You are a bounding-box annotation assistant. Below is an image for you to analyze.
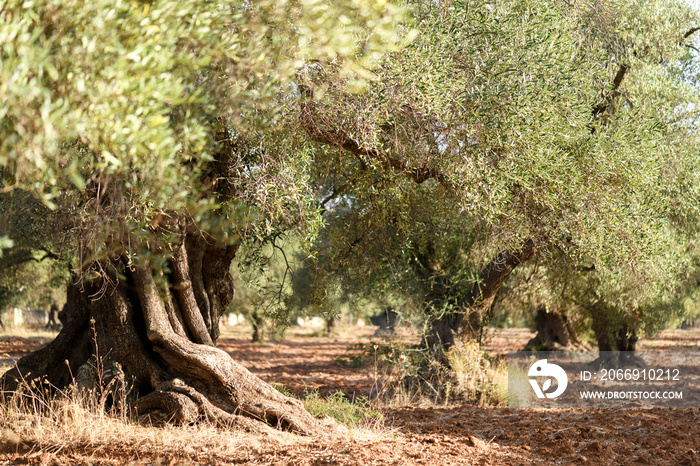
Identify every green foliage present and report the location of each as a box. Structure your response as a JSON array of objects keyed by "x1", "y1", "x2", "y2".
[
  {"x1": 270, "y1": 383, "x2": 381, "y2": 427},
  {"x1": 0, "y1": 189, "x2": 70, "y2": 310},
  {"x1": 228, "y1": 234, "x2": 304, "y2": 339},
  {"x1": 0, "y1": 257, "x2": 68, "y2": 311},
  {"x1": 492, "y1": 241, "x2": 695, "y2": 344},
  {"x1": 0, "y1": 0, "x2": 408, "y2": 275},
  {"x1": 295, "y1": 0, "x2": 700, "y2": 341}
]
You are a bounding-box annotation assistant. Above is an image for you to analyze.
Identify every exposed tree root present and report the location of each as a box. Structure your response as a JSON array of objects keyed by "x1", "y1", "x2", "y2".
[{"x1": 1, "y1": 226, "x2": 339, "y2": 437}]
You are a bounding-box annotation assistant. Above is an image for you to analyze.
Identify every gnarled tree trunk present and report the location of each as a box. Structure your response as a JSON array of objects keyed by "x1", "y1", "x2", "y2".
[
  {"x1": 523, "y1": 305, "x2": 589, "y2": 351},
  {"x1": 0, "y1": 226, "x2": 334, "y2": 436},
  {"x1": 589, "y1": 306, "x2": 645, "y2": 369},
  {"x1": 423, "y1": 240, "x2": 537, "y2": 358}
]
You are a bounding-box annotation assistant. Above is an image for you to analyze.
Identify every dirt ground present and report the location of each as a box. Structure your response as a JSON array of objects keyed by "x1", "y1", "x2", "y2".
[{"x1": 1, "y1": 325, "x2": 699, "y2": 465}]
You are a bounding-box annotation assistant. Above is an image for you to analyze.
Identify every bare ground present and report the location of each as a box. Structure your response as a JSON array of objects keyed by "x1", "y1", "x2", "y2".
[{"x1": 1, "y1": 325, "x2": 699, "y2": 465}]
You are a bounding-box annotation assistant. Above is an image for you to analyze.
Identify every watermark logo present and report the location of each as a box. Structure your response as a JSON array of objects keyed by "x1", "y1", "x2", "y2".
[
  {"x1": 528, "y1": 359, "x2": 568, "y2": 398},
  {"x1": 509, "y1": 351, "x2": 695, "y2": 408}
]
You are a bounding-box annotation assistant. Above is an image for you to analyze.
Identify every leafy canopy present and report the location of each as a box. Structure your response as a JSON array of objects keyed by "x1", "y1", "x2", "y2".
[
  {"x1": 295, "y1": 0, "x2": 700, "y2": 323},
  {"x1": 0, "y1": 0, "x2": 407, "y2": 263}
]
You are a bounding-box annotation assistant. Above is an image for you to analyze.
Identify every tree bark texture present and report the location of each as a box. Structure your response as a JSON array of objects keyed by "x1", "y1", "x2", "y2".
[{"x1": 0, "y1": 229, "x2": 333, "y2": 436}]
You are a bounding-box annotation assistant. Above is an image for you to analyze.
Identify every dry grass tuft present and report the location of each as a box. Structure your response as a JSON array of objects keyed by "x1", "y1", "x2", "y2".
[
  {"x1": 446, "y1": 340, "x2": 508, "y2": 407},
  {"x1": 0, "y1": 377, "x2": 391, "y2": 464},
  {"x1": 0, "y1": 381, "x2": 305, "y2": 464},
  {"x1": 361, "y1": 338, "x2": 510, "y2": 408}
]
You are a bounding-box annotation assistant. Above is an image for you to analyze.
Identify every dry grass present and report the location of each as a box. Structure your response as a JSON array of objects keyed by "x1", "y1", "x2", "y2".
[
  {"x1": 0, "y1": 385, "x2": 299, "y2": 464},
  {"x1": 0, "y1": 378, "x2": 391, "y2": 465},
  {"x1": 357, "y1": 336, "x2": 511, "y2": 409},
  {"x1": 446, "y1": 341, "x2": 509, "y2": 407}
]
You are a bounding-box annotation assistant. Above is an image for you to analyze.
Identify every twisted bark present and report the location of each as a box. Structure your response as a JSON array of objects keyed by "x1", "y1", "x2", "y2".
[{"x1": 1, "y1": 228, "x2": 335, "y2": 436}]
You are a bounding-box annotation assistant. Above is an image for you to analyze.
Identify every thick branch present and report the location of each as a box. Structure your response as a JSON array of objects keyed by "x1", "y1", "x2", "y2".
[
  {"x1": 465, "y1": 239, "x2": 537, "y2": 312},
  {"x1": 299, "y1": 93, "x2": 450, "y2": 188},
  {"x1": 201, "y1": 243, "x2": 238, "y2": 342},
  {"x1": 612, "y1": 64, "x2": 629, "y2": 90},
  {"x1": 590, "y1": 64, "x2": 630, "y2": 132},
  {"x1": 683, "y1": 27, "x2": 700, "y2": 40},
  {"x1": 0, "y1": 247, "x2": 60, "y2": 268},
  {"x1": 424, "y1": 240, "x2": 537, "y2": 352},
  {"x1": 163, "y1": 286, "x2": 188, "y2": 338},
  {"x1": 170, "y1": 242, "x2": 214, "y2": 346},
  {"x1": 132, "y1": 265, "x2": 174, "y2": 343}
]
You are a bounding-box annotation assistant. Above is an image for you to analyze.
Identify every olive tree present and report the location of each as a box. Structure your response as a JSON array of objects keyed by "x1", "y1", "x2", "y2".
[
  {"x1": 298, "y1": 0, "x2": 700, "y2": 357},
  {"x1": 0, "y1": 0, "x2": 406, "y2": 434}
]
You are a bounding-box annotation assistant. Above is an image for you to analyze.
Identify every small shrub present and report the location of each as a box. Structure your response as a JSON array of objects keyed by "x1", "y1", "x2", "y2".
[
  {"x1": 447, "y1": 341, "x2": 508, "y2": 406},
  {"x1": 302, "y1": 389, "x2": 382, "y2": 427}
]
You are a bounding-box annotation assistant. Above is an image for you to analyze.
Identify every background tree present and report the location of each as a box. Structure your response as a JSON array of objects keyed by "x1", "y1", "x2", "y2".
[
  {"x1": 298, "y1": 0, "x2": 700, "y2": 358},
  {"x1": 0, "y1": 190, "x2": 69, "y2": 315},
  {"x1": 229, "y1": 235, "x2": 313, "y2": 342}
]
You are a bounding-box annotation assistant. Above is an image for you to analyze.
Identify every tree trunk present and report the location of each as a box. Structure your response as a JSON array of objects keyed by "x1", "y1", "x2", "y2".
[
  {"x1": 596, "y1": 324, "x2": 638, "y2": 353},
  {"x1": 370, "y1": 307, "x2": 398, "y2": 336},
  {"x1": 523, "y1": 306, "x2": 581, "y2": 351},
  {"x1": 324, "y1": 315, "x2": 335, "y2": 336},
  {"x1": 249, "y1": 308, "x2": 264, "y2": 343},
  {"x1": 46, "y1": 303, "x2": 60, "y2": 330},
  {"x1": 0, "y1": 228, "x2": 335, "y2": 436},
  {"x1": 590, "y1": 308, "x2": 645, "y2": 369},
  {"x1": 424, "y1": 240, "x2": 537, "y2": 357}
]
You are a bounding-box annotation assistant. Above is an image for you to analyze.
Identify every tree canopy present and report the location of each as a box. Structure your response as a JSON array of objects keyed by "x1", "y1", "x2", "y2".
[
  {"x1": 2, "y1": 0, "x2": 697, "y2": 303},
  {"x1": 294, "y1": 0, "x2": 700, "y2": 347},
  {"x1": 0, "y1": 0, "x2": 408, "y2": 266}
]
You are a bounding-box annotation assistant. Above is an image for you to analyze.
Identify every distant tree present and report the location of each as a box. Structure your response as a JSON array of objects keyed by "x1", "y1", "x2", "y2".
[
  {"x1": 0, "y1": 190, "x2": 69, "y2": 312},
  {"x1": 229, "y1": 235, "x2": 306, "y2": 342}
]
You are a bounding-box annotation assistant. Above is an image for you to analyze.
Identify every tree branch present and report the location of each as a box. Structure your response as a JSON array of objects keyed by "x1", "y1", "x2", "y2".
[
  {"x1": 683, "y1": 27, "x2": 700, "y2": 40},
  {"x1": 0, "y1": 247, "x2": 61, "y2": 268},
  {"x1": 590, "y1": 63, "x2": 630, "y2": 133},
  {"x1": 299, "y1": 87, "x2": 451, "y2": 189}
]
